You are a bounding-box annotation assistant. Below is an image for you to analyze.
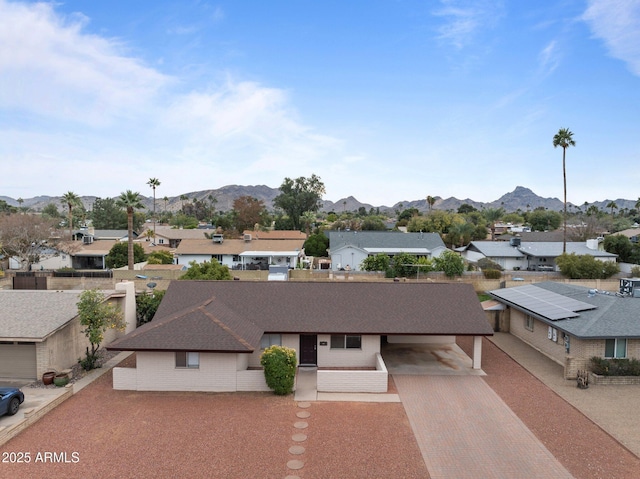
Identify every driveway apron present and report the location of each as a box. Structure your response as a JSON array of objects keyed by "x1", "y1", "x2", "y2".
[{"x1": 394, "y1": 375, "x2": 574, "y2": 479}]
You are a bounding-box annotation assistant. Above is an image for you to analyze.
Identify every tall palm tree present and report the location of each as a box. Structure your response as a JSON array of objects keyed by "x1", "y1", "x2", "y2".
[
  {"x1": 60, "y1": 191, "x2": 81, "y2": 240},
  {"x1": 606, "y1": 201, "x2": 618, "y2": 216},
  {"x1": 147, "y1": 178, "x2": 160, "y2": 239},
  {"x1": 163, "y1": 196, "x2": 169, "y2": 214},
  {"x1": 553, "y1": 128, "x2": 576, "y2": 253},
  {"x1": 483, "y1": 207, "x2": 504, "y2": 241},
  {"x1": 116, "y1": 190, "x2": 144, "y2": 270},
  {"x1": 426, "y1": 195, "x2": 435, "y2": 212}
]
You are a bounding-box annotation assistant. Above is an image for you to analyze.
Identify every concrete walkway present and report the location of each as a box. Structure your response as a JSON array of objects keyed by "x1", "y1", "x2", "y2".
[
  {"x1": 489, "y1": 333, "x2": 640, "y2": 457},
  {"x1": 395, "y1": 375, "x2": 574, "y2": 479}
]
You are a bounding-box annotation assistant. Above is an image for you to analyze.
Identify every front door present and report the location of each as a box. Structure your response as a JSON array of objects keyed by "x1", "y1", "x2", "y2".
[{"x1": 299, "y1": 335, "x2": 317, "y2": 365}]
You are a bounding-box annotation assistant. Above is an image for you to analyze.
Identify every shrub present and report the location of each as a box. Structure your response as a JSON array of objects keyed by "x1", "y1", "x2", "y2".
[
  {"x1": 631, "y1": 265, "x2": 640, "y2": 277},
  {"x1": 483, "y1": 269, "x2": 502, "y2": 279},
  {"x1": 590, "y1": 356, "x2": 640, "y2": 376},
  {"x1": 477, "y1": 257, "x2": 503, "y2": 271},
  {"x1": 260, "y1": 345, "x2": 297, "y2": 395}
]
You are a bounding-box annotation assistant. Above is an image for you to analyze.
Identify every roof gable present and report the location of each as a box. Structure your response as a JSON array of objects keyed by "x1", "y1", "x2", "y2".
[{"x1": 110, "y1": 281, "x2": 493, "y2": 352}]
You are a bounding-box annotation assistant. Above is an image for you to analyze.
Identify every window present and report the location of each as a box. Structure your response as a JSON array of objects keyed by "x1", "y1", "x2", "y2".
[
  {"x1": 524, "y1": 316, "x2": 534, "y2": 332},
  {"x1": 330, "y1": 335, "x2": 362, "y2": 349},
  {"x1": 604, "y1": 339, "x2": 627, "y2": 359},
  {"x1": 260, "y1": 334, "x2": 282, "y2": 349},
  {"x1": 175, "y1": 352, "x2": 199, "y2": 368},
  {"x1": 212, "y1": 254, "x2": 223, "y2": 262}
]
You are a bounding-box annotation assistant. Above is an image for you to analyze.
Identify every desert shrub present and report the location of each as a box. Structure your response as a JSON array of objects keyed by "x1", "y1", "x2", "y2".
[
  {"x1": 477, "y1": 257, "x2": 503, "y2": 271},
  {"x1": 260, "y1": 345, "x2": 297, "y2": 395},
  {"x1": 590, "y1": 356, "x2": 640, "y2": 376},
  {"x1": 631, "y1": 265, "x2": 640, "y2": 277},
  {"x1": 483, "y1": 269, "x2": 502, "y2": 279}
]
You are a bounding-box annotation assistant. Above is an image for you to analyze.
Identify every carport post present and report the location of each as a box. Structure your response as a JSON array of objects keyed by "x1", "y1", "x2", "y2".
[{"x1": 472, "y1": 336, "x2": 482, "y2": 369}]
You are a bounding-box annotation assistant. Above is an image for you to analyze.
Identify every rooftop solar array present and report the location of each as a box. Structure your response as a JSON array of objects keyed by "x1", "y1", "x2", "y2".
[{"x1": 491, "y1": 284, "x2": 597, "y2": 321}]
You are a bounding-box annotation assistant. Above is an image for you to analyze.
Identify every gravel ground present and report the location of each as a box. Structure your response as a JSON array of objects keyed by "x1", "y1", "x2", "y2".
[
  {"x1": 27, "y1": 349, "x2": 120, "y2": 389},
  {"x1": 3, "y1": 342, "x2": 640, "y2": 478},
  {"x1": 456, "y1": 336, "x2": 640, "y2": 479},
  {"x1": 0, "y1": 356, "x2": 426, "y2": 479}
]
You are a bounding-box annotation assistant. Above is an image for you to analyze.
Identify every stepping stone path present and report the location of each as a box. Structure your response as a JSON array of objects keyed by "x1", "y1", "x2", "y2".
[{"x1": 285, "y1": 402, "x2": 312, "y2": 478}]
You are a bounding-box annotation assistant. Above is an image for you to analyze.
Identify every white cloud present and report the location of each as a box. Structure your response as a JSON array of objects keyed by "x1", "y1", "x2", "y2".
[
  {"x1": 432, "y1": 0, "x2": 504, "y2": 49},
  {"x1": 582, "y1": 0, "x2": 640, "y2": 76},
  {"x1": 538, "y1": 40, "x2": 560, "y2": 77}
]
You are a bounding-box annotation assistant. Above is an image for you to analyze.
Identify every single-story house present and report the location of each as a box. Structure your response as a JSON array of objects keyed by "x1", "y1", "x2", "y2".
[
  {"x1": 327, "y1": 231, "x2": 448, "y2": 271},
  {"x1": 174, "y1": 235, "x2": 305, "y2": 270},
  {"x1": 108, "y1": 281, "x2": 493, "y2": 393},
  {"x1": 460, "y1": 239, "x2": 617, "y2": 271},
  {"x1": 488, "y1": 279, "x2": 640, "y2": 378},
  {"x1": 0, "y1": 281, "x2": 136, "y2": 380}
]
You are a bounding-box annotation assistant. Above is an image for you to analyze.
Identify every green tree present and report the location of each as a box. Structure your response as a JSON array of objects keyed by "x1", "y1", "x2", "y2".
[
  {"x1": 433, "y1": 250, "x2": 465, "y2": 278},
  {"x1": 106, "y1": 242, "x2": 147, "y2": 269},
  {"x1": 556, "y1": 253, "x2": 619, "y2": 279},
  {"x1": 527, "y1": 209, "x2": 562, "y2": 231},
  {"x1": 606, "y1": 201, "x2": 618, "y2": 216},
  {"x1": 90, "y1": 197, "x2": 128, "y2": 229},
  {"x1": 303, "y1": 233, "x2": 329, "y2": 257},
  {"x1": 603, "y1": 234, "x2": 632, "y2": 262},
  {"x1": 426, "y1": 195, "x2": 436, "y2": 212},
  {"x1": 361, "y1": 253, "x2": 392, "y2": 275},
  {"x1": 41, "y1": 203, "x2": 61, "y2": 220},
  {"x1": 147, "y1": 250, "x2": 174, "y2": 264},
  {"x1": 180, "y1": 259, "x2": 233, "y2": 280},
  {"x1": 273, "y1": 174, "x2": 326, "y2": 230},
  {"x1": 360, "y1": 217, "x2": 386, "y2": 231},
  {"x1": 61, "y1": 191, "x2": 81, "y2": 239},
  {"x1": 116, "y1": 190, "x2": 144, "y2": 270},
  {"x1": 457, "y1": 203, "x2": 477, "y2": 214},
  {"x1": 260, "y1": 345, "x2": 297, "y2": 395},
  {"x1": 77, "y1": 289, "x2": 124, "y2": 370},
  {"x1": 135, "y1": 290, "x2": 166, "y2": 327},
  {"x1": 170, "y1": 213, "x2": 199, "y2": 229},
  {"x1": 147, "y1": 178, "x2": 161, "y2": 238},
  {"x1": 553, "y1": 127, "x2": 576, "y2": 253}
]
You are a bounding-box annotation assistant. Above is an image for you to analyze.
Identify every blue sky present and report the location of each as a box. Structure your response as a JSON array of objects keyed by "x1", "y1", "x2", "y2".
[{"x1": 1, "y1": 0, "x2": 639, "y2": 206}]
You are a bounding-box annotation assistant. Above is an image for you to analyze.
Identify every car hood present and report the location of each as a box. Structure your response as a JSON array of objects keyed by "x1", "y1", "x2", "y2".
[{"x1": 0, "y1": 387, "x2": 21, "y2": 397}]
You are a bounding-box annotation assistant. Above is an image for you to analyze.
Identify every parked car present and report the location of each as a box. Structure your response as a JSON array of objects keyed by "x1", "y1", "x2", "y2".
[{"x1": 0, "y1": 387, "x2": 25, "y2": 417}]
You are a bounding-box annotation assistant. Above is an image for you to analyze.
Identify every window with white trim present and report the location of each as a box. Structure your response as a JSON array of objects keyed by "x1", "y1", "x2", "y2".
[
  {"x1": 330, "y1": 335, "x2": 362, "y2": 349},
  {"x1": 175, "y1": 352, "x2": 200, "y2": 368},
  {"x1": 604, "y1": 338, "x2": 627, "y2": 359},
  {"x1": 260, "y1": 334, "x2": 282, "y2": 349}
]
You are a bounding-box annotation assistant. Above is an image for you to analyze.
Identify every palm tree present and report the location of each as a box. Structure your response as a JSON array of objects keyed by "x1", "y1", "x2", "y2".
[
  {"x1": 426, "y1": 195, "x2": 435, "y2": 212},
  {"x1": 163, "y1": 196, "x2": 169, "y2": 214},
  {"x1": 147, "y1": 178, "x2": 160, "y2": 239},
  {"x1": 606, "y1": 201, "x2": 618, "y2": 216},
  {"x1": 553, "y1": 128, "x2": 576, "y2": 253},
  {"x1": 116, "y1": 190, "x2": 144, "y2": 270},
  {"x1": 483, "y1": 207, "x2": 505, "y2": 241},
  {"x1": 60, "y1": 191, "x2": 81, "y2": 240}
]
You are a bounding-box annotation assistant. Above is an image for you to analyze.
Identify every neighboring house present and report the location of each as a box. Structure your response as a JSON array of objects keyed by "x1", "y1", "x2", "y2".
[
  {"x1": 74, "y1": 228, "x2": 135, "y2": 243},
  {"x1": 108, "y1": 281, "x2": 493, "y2": 393},
  {"x1": 327, "y1": 231, "x2": 448, "y2": 271},
  {"x1": 174, "y1": 236, "x2": 306, "y2": 270},
  {"x1": 9, "y1": 246, "x2": 72, "y2": 271},
  {"x1": 152, "y1": 226, "x2": 210, "y2": 248},
  {"x1": 70, "y1": 240, "x2": 116, "y2": 269},
  {"x1": 0, "y1": 282, "x2": 136, "y2": 380},
  {"x1": 612, "y1": 228, "x2": 640, "y2": 244},
  {"x1": 488, "y1": 280, "x2": 640, "y2": 379},
  {"x1": 460, "y1": 239, "x2": 617, "y2": 271}
]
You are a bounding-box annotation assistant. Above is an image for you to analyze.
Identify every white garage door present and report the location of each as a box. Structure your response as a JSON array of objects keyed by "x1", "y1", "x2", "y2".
[{"x1": 0, "y1": 343, "x2": 37, "y2": 379}]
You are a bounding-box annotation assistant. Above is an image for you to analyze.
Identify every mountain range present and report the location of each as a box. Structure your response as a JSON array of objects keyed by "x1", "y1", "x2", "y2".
[{"x1": 2, "y1": 186, "x2": 638, "y2": 216}]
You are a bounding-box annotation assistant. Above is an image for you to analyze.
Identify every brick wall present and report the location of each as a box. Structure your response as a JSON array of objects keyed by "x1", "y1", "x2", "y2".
[{"x1": 316, "y1": 334, "x2": 379, "y2": 368}]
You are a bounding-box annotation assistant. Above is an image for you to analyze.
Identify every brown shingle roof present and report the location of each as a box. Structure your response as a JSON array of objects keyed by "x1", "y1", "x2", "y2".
[
  {"x1": 174, "y1": 238, "x2": 305, "y2": 255},
  {"x1": 242, "y1": 230, "x2": 307, "y2": 240},
  {"x1": 109, "y1": 281, "x2": 492, "y2": 353}
]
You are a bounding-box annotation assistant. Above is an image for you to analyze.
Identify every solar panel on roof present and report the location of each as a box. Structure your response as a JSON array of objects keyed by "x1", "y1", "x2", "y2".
[{"x1": 491, "y1": 285, "x2": 597, "y2": 321}]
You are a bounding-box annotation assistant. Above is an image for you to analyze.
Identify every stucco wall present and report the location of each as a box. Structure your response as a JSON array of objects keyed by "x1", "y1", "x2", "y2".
[
  {"x1": 387, "y1": 335, "x2": 456, "y2": 344},
  {"x1": 317, "y1": 353, "x2": 388, "y2": 393},
  {"x1": 316, "y1": 334, "x2": 380, "y2": 368},
  {"x1": 131, "y1": 351, "x2": 241, "y2": 392}
]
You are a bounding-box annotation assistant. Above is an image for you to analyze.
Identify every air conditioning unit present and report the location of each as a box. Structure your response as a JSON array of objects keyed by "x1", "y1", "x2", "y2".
[
  {"x1": 212, "y1": 234, "x2": 224, "y2": 244},
  {"x1": 244, "y1": 234, "x2": 252, "y2": 242},
  {"x1": 83, "y1": 236, "x2": 93, "y2": 245}
]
